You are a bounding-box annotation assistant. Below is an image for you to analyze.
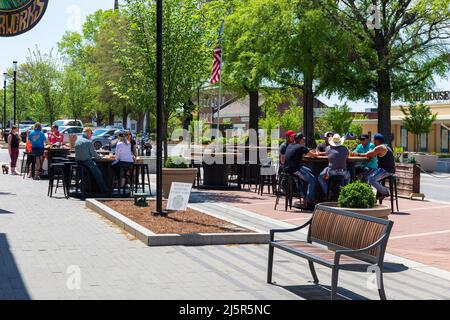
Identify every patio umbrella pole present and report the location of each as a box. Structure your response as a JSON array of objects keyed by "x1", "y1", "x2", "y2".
[{"x1": 152, "y1": 0, "x2": 166, "y2": 216}]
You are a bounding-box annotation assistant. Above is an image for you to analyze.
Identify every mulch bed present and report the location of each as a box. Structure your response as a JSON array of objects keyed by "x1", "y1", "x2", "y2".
[{"x1": 101, "y1": 200, "x2": 253, "y2": 234}]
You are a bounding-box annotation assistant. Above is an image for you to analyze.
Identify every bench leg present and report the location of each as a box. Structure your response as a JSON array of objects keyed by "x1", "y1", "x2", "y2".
[
  {"x1": 267, "y1": 245, "x2": 274, "y2": 284},
  {"x1": 378, "y1": 271, "x2": 387, "y2": 300},
  {"x1": 330, "y1": 267, "x2": 339, "y2": 300},
  {"x1": 308, "y1": 261, "x2": 319, "y2": 284}
]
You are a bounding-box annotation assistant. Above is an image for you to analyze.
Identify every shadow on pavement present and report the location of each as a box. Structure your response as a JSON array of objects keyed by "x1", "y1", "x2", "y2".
[
  {"x1": 274, "y1": 283, "x2": 369, "y2": 300},
  {"x1": 0, "y1": 234, "x2": 30, "y2": 300},
  {"x1": 0, "y1": 192, "x2": 16, "y2": 196},
  {"x1": 338, "y1": 262, "x2": 409, "y2": 273},
  {"x1": 0, "y1": 209, "x2": 13, "y2": 214}
]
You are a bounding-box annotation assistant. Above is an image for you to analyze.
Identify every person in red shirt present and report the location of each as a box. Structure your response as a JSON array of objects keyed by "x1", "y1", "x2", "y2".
[{"x1": 48, "y1": 125, "x2": 64, "y2": 144}]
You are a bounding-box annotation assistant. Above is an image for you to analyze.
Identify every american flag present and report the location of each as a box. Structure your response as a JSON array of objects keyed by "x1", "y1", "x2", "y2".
[{"x1": 210, "y1": 47, "x2": 222, "y2": 84}]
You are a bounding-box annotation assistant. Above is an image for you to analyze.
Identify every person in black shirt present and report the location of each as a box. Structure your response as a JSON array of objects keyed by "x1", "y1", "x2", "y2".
[
  {"x1": 279, "y1": 130, "x2": 295, "y2": 166},
  {"x1": 316, "y1": 131, "x2": 334, "y2": 152},
  {"x1": 284, "y1": 133, "x2": 318, "y2": 208}
]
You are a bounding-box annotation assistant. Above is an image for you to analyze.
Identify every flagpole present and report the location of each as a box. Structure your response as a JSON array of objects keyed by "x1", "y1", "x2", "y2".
[{"x1": 216, "y1": 20, "x2": 224, "y2": 134}]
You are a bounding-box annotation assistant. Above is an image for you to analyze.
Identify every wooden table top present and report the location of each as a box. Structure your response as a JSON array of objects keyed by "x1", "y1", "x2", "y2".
[{"x1": 303, "y1": 155, "x2": 367, "y2": 162}]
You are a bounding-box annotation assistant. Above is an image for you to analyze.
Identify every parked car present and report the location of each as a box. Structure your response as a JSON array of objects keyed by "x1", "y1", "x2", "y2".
[
  {"x1": 92, "y1": 128, "x2": 117, "y2": 150},
  {"x1": 53, "y1": 119, "x2": 84, "y2": 128},
  {"x1": 60, "y1": 126, "x2": 84, "y2": 143},
  {"x1": 19, "y1": 124, "x2": 34, "y2": 143}
]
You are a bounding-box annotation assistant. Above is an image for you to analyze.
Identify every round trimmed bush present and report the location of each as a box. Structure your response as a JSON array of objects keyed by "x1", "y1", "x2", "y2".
[
  {"x1": 165, "y1": 156, "x2": 188, "y2": 168},
  {"x1": 338, "y1": 181, "x2": 375, "y2": 209}
]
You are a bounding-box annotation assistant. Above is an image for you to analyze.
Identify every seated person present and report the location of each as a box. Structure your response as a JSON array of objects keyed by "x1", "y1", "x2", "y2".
[
  {"x1": 351, "y1": 134, "x2": 377, "y2": 181},
  {"x1": 317, "y1": 134, "x2": 350, "y2": 196},
  {"x1": 358, "y1": 133, "x2": 396, "y2": 200},
  {"x1": 284, "y1": 133, "x2": 318, "y2": 209},
  {"x1": 279, "y1": 130, "x2": 295, "y2": 167},
  {"x1": 75, "y1": 127, "x2": 109, "y2": 194},
  {"x1": 316, "y1": 131, "x2": 334, "y2": 152},
  {"x1": 48, "y1": 125, "x2": 64, "y2": 144},
  {"x1": 112, "y1": 132, "x2": 134, "y2": 185}
]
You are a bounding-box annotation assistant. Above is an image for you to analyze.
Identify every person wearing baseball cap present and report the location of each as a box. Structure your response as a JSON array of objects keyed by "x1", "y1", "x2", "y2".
[
  {"x1": 358, "y1": 133, "x2": 396, "y2": 199},
  {"x1": 284, "y1": 132, "x2": 318, "y2": 209},
  {"x1": 350, "y1": 134, "x2": 378, "y2": 179},
  {"x1": 279, "y1": 130, "x2": 296, "y2": 166},
  {"x1": 316, "y1": 131, "x2": 334, "y2": 152}
]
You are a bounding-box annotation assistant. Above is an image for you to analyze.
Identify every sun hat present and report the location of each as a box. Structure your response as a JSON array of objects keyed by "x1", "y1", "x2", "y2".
[
  {"x1": 285, "y1": 130, "x2": 295, "y2": 138},
  {"x1": 328, "y1": 134, "x2": 345, "y2": 147}
]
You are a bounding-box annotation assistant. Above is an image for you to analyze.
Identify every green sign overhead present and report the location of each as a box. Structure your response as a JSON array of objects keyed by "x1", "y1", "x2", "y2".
[{"x1": 0, "y1": 0, "x2": 48, "y2": 37}]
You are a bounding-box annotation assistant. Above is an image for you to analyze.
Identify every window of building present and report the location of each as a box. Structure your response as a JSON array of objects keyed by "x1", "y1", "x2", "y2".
[
  {"x1": 400, "y1": 127, "x2": 408, "y2": 151},
  {"x1": 419, "y1": 133, "x2": 428, "y2": 152},
  {"x1": 441, "y1": 127, "x2": 449, "y2": 153}
]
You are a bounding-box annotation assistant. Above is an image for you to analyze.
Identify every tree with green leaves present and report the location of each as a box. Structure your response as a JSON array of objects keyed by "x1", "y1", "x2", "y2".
[
  {"x1": 327, "y1": 0, "x2": 450, "y2": 146},
  {"x1": 400, "y1": 103, "x2": 437, "y2": 152}
]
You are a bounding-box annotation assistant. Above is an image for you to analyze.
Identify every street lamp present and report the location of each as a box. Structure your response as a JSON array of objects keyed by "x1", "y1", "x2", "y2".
[
  {"x1": 13, "y1": 61, "x2": 17, "y2": 126},
  {"x1": 3, "y1": 73, "x2": 6, "y2": 130},
  {"x1": 152, "y1": 0, "x2": 166, "y2": 216}
]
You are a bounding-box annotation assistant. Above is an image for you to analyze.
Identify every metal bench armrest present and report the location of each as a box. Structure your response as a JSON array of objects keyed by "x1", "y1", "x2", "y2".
[
  {"x1": 270, "y1": 219, "x2": 312, "y2": 241},
  {"x1": 333, "y1": 233, "x2": 389, "y2": 263}
]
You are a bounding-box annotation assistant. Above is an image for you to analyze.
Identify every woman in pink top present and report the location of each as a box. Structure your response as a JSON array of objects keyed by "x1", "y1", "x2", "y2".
[{"x1": 48, "y1": 125, "x2": 64, "y2": 144}]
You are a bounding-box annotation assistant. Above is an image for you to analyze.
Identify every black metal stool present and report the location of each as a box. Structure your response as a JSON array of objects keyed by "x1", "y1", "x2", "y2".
[
  {"x1": 68, "y1": 163, "x2": 87, "y2": 200},
  {"x1": 48, "y1": 163, "x2": 67, "y2": 198},
  {"x1": 132, "y1": 163, "x2": 152, "y2": 195},
  {"x1": 379, "y1": 175, "x2": 399, "y2": 213},
  {"x1": 113, "y1": 165, "x2": 133, "y2": 197},
  {"x1": 274, "y1": 172, "x2": 304, "y2": 211},
  {"x1": 21, "y1": 152, "x2": 34, "y2": 178},
  {"x1": 190, "y1": 160, "x2": 202, "y2": 188},
  {"x1": 257, "y1": 165, "x2": 277, "y2": 195},
  {"x1": 326, "y1": 174, "x2": 347, "y2": 201}
]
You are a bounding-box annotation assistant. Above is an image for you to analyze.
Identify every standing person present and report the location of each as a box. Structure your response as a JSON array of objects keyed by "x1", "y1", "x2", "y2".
[
  {"x1": 316, "y1": 132, "x2": 334, "y2": 152},
  {"x1": 284, "y1": 133, "x2": 318, "y2": 209},
  {"x1": 351, "y1": 134, "x2": 378, "y2": 180},
  {"x1": 279, "y1": 130, "x2": 295, "y2": 166},
  {"x1": 47, "y1": 125, "x2": 64, "y2": 145},
  {"x1": 125, "y1": 130, "x2": 137, "y2": 157},
  {"x1": 28, "y1": 122, "x2": 47, "y2": 179},
  {"x1": 359, "y1": 133, "x2": 396, "y2": 200},
  {"x1": 317, "y1": 134, "x2": 350, "y2": 196},
  {"x1": 75, "y1": 127, "x2": 109, "y2": 194},
  {"x1": 7, "y1": 125, "x2": 20, "y2": 175}
]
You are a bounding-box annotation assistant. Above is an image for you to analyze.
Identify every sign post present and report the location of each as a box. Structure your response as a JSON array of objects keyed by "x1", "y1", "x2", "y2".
[{"x1": 0, "y1": 0, "x2": 49, "y2": 37}]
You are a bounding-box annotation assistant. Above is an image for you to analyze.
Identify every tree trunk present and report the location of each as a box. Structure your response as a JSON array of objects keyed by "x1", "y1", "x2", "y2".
[
  {"x1": 122, "y1": 106, "x2": 128, "y2": 129},
  {"x1": 108, "y1": 107, "x2": 114, "y2": 126},
  {"x1": 376, "y1": 68, "x2": 392, "y2": 147},
  {"x1": 137, "y1": 112, "x2": 145, "y2": 133},
  {"x1": 248, "y1": 90, "x2": 259, "y2": 143},
  {"x1": 303, "y1": 75, "x2": 315, "y2": 148}
]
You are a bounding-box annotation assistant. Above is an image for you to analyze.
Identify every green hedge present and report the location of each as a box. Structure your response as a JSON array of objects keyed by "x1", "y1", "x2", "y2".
[{"x1": 338, "y1": 181, "x2": 375, "y2": 209}]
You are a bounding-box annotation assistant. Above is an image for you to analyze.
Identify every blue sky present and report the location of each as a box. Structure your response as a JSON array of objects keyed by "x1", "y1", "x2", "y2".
[{"x1": 1, "y1": 0, "x2": 449, "y2": 112}]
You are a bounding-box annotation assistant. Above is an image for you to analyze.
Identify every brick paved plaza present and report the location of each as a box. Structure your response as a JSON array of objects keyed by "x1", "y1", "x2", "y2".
[{"x1": 1, "y1": 167, "x2": 450, "y2": 300}]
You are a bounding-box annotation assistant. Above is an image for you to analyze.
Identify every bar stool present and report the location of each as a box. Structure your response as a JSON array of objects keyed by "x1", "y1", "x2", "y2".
[
  {"x1": 274, "y1": 172, "x2": 305, "y2": 211},
  {"x1": 48, "y1": 163, "x2": 67, "y2": 198},
  {"x1": 113, "y1": 165, "x2": 133, "y2": 197},
  {"x1": 257, "y1": 165, "x2": 277, "y2": 195},
  {"x1": 21, "y1": 152, "x2": 34, "y2": 178},
  {"x1": 379, "y1": 175, "x2": 399, "y2": 213},
  {"x1": 326, "y1": 175, "x2": 347, "y2": 201},
  {"x1": 68, "y1": 163, "x2": 87, "y2": 200},
  {"x1": 190, "y1": 159, "x2": 202, "y2": 188},
  {"x1": 132, "y1": 163, "x2": 152, "y2": 195}
]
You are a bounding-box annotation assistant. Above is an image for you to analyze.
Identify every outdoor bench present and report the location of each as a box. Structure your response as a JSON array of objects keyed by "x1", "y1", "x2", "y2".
[{"x1": 267, "y1": 204, "x2": 394, "y2": 300}]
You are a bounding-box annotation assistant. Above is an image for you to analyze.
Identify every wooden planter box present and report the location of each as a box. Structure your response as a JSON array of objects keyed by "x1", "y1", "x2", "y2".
[{"x1": 395, "y1": 163, "x2": 421, "y2": 198}]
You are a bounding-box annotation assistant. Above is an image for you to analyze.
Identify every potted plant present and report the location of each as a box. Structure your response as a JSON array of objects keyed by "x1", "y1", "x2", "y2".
[
  {"x1": 320, "y1": 181, "x2": 391, "y2": 219},
  {"x1": 162, "y1": 156, "x2": 198, "y2": 198}
]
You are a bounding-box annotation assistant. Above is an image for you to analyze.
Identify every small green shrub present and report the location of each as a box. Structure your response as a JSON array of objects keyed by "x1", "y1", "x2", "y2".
[
  {"x1": 164, "y1": 156, "x2": 188, "y2": 168},
  {"x1": 338, "y1": 181, "x2": 375, "y2": 209}
]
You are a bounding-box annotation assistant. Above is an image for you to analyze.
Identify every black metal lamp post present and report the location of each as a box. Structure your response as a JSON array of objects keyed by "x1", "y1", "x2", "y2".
[
  {"x1": 3, "y1": 73, "x2": 6, "y2": 130},
  {"x1": 152, "y1": 0, "x2": 166, "y2": 216},
  {"x1": 13, "y1": 61, "x2": 17, "y2": 126}
]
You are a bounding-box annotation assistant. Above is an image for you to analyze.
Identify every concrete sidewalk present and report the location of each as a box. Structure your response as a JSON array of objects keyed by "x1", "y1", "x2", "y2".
[{"x1": 1, "y1": 173, "x2": 449, "y2": 299}]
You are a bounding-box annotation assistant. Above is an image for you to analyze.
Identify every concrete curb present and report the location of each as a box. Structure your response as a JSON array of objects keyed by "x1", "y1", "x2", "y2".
[{"x1": 85, "y1": 198, "x2": 269, "y2": 247}]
